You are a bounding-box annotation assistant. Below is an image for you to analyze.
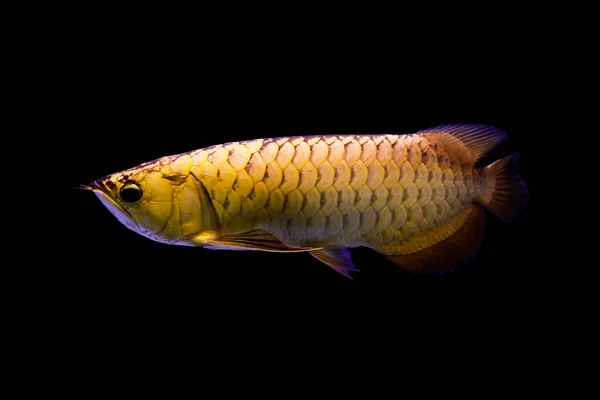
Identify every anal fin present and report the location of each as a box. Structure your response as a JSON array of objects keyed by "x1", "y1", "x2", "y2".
[
  {"x1": 382, "y1": 206, "x2": 486, "y2": 273},
  {"x1": 310, "y1": 248, "x2": 359, "y2": 279}
]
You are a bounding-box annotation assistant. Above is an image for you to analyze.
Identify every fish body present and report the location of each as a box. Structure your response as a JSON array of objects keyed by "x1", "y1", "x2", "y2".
[{"x1": 86, "y1": 125, "x2": 529, "y2": 278}]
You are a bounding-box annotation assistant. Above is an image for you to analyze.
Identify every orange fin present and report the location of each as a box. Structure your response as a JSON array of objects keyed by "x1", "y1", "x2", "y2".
[
  {"x1": 419, "y1": 124, "x2": 508, "y2": 164},
  {"x1": 310, "y1": 248, "x2": 359, "y2": 279},
  {"x1": 482, "y1": 153, "x2": 530, "y2": 222},
  {"x1": 195, "y1": 229, "x2": 319, "y2": 252},
  {"x1": 381, "y1": 206, "x2": 486, "y2": 273}
]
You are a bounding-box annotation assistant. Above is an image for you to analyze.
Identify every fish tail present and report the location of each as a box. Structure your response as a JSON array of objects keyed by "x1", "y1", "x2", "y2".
[{"x1": 479, "y1": 153, "x2": 529, "y2": 222}]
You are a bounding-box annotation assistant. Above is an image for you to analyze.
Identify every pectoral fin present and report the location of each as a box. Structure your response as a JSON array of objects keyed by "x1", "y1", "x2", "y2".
[
  {"x1": 310, "y1": 248, "x2": 359, "y2": 279},
  {"x1": 193, "y1": 229, "x2": 319, "y2": 252}
]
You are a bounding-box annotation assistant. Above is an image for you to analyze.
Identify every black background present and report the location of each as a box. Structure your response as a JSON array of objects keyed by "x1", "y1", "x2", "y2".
[
  {"x1": 16, "y1": 12, "x2": 571, "y2": 390},
  {"x1": 64, "y1": 65, "x2": 542, "y2": 298},
  {"x1": 42, "y1": 23, "x2": 555, "y2": 351}
]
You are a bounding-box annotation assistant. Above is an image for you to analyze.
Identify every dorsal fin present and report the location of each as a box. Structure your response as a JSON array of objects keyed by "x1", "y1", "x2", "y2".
[{"x1": 419, "y1": 124, "x2": 508, "y2": 164}]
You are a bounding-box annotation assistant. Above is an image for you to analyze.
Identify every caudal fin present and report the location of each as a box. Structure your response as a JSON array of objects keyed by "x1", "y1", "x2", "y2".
[{"x1": 481, "y1": 153, "x2": 529, "y2": 222}]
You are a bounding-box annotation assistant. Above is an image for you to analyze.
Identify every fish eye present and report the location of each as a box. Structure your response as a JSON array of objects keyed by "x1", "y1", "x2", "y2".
[{"x1": 120, "y1": 181, "x2": 143, "y2": 203}]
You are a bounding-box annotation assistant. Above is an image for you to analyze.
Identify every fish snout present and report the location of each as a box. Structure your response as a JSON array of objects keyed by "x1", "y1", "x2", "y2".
[{"x1": 91, "y1": 178, "x2": 118, "y2": 195}]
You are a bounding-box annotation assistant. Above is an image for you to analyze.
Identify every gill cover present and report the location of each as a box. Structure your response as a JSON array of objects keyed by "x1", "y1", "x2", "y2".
[{"x1": 92, "y1": 154, "x2": 221, "y2": 245}]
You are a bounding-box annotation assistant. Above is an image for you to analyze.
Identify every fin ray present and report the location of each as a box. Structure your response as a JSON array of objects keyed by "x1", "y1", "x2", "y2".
[
  {"x1": 310, "y1": 248, "x2": 359, "y2": 279},
  {"x1": 381, "y1": 206, "x2": 485, "y2": 273},
  {"x1": 195, "y1": 229, "x2": 320, "y2": 252},
  {"x1": 481, "y1": 153, "x2": 529, "y2": 222},
  {"x1": 419, "y1": 124, "x2": 508, "y2": 164}
]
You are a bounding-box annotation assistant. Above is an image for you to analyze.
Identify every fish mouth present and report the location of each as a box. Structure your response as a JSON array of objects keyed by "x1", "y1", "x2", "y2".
[
  {"x1": 77, "y1": 180, "x2": 110, "y2": 195},
  {"x1": 89, "y1": 180, "x2": 110, "y2": 195},
  {"x1": 84, "y1": 179, "x2": 139, "y2": 228},
  {"x1": 76, "y1": 183, "x2": 95, "y2": 192}
]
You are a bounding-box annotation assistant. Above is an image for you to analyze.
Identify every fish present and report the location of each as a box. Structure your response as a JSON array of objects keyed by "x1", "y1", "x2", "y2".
[{"x1": 82, "y1": 124, "x2": 529, "y2": 278}]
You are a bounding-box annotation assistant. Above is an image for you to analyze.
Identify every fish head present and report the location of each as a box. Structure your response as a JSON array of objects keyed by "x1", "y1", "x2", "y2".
[{"x1": 85, "y1": 154, "x2": 212, "y2": 245}]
